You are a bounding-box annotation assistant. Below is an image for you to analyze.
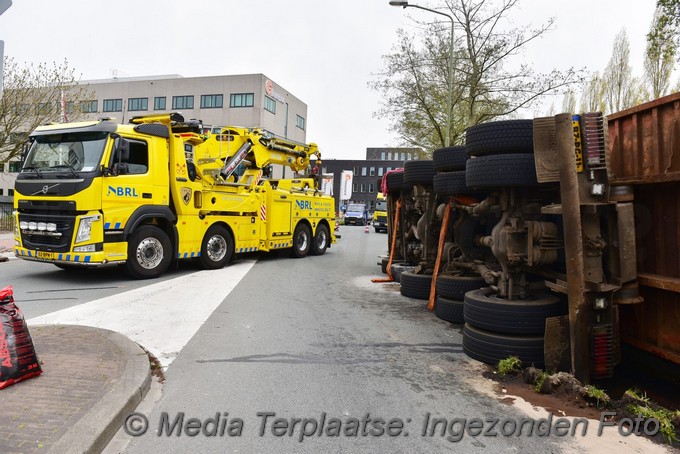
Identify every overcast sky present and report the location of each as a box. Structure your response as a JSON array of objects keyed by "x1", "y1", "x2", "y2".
[{"x1": 0, "y1": 0, "x2": 659, "y2": 160}]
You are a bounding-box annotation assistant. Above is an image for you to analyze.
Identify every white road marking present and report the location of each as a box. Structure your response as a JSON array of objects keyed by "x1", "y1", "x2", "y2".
[{"x1": 28, "y1": 260, "x2": 257, "y2": 368}]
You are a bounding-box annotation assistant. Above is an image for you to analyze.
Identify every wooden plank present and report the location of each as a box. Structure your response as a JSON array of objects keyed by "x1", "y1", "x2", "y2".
[{"x1": 638, "y1": 273, "x2": 680, "y2": 294}]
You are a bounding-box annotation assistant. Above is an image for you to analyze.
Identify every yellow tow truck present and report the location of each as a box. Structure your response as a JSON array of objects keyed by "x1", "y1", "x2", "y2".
[
  {"x1": 371, "y1": 192, "x2": 388, "y2": 233},
  {"x1": 13, "y1": 112, "x2": 335, "y2": 278}
]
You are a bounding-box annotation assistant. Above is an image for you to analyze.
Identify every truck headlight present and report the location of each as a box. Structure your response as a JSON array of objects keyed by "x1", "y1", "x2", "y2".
[{"x1": 76, "y1": 215, "x2": 100, "y2": 243}]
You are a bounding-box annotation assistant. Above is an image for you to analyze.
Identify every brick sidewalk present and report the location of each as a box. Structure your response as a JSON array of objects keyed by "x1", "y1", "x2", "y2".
[{"x1": 0, "y1": 325, "x2": 150, "y2": 453}]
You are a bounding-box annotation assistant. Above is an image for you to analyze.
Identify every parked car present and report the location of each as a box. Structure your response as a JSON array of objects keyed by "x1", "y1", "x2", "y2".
[{"x1": 344, "y1": 203, "x2": 368, "y2": 225}]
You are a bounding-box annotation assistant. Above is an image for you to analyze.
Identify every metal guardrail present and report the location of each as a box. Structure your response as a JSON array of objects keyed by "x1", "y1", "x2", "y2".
[{"x1": 0, "y1": 203, "x2": 14, "y2": 232}]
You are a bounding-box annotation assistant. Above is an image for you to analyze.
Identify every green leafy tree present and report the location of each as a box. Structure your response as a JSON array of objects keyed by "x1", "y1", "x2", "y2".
[
  {"x1": 645, "y1": 8, "x2": 676, "y2": 99},
  {"x1": 603, "y1": 29, "x2": 647, "y2": 113},
  {"x1": 0, "y1": 57, "x2": 92, "y2": 167},
  {"x1": 578, "y1": 72, "x2": 606, "y2": 113},
  {"x1": 371, "y1": 0, "x2": 584, "y2": 152}
]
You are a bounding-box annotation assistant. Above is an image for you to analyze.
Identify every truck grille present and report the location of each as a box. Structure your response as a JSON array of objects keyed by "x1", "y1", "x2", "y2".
[{"x1": 19, "y1": 213, "x2": 75, "y2": 252}]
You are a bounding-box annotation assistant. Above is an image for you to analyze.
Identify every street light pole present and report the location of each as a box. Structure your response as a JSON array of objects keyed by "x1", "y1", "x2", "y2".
[{"x1": 389, "y1": 1, "x2": 455, "y2": 147}]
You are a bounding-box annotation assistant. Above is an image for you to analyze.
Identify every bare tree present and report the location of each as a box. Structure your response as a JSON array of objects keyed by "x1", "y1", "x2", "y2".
[
  {"x1": 371, "y1": 0, "x2": 583, "y2": 152},
  {"x1": 0, "y1": 57, "x2": 92, "y2": 166},
  {"x1": 645, "y1": 8, "x2": 676, "y2": 99},
  {"x1": 561, "y1": 89, "x2": 577, "y2": 114}
]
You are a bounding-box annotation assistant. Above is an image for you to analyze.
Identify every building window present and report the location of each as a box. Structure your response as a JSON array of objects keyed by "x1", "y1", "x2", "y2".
[
  {"x1": 230, "y1": 93, "x2": 254, "y2": 108},
  {"x1": 360, "y1": 183, "x2": 366, "y2": 193},
  {"x1": 386, "y1": 167, "x2": 392, "y2": 172},
  {"x1": 14, "y1": 104, "x2": 29, "y2": 115},
  {"x1": 81, "y1": 100, "x2": 97, "y2": 113},
  {"x1": 0, "y1": 189, "x2": 3, "y2": 195},
  {"x1": 59, "y1": 101, "x2": 75, "y2": 114},
  {"x1": 353, "y1": 166, "x2": 359, "y2": 174},
  {"x1": 8, "y1": 161, "x2": 21, "y2": 172},
  {"x1": 368, "y1": 183, "x2": 374, "y2": 193},
  {"x1": 296, "y1": 115, "x2": 305, "y2": 130},
  {"x1": 378, "y1": 167, "x2": 384, "y2": 177},
  {"x1": 381, "y1": 151, "x2": 386, "y2": 160},
  {"x1": 154, "y1": 97, "x2": 166, "y2": 110},
  {"x1": 401, "y1": 152, "x2": 406, "y2": 160},
  {"x1": 201, "y1": 94, "x2": 223, "y2": 109},
  {"x1": 8, "y1": 189, "x2": 14, "y2": 196},
  {"x1": 172, "y1": 96, "x2": 194, "y2": 109},
  {"x1": 128, "y1": 97, "x2": 148, "y2": 111},
  {"x1": 36, "y1": 103, "x2": 52, "y2": 115},
  {"x1": 103, "y1": 99, "x2": 123, "y2": 112},
  {"x1": 264, "y1": 96, "x2": 276, "y2": 114},
  {"x1": 353, "y1": 183, "x2": 359, "y2": 192},
  {"x1": 369, "y1": 167, "x2": 375, "y2": 176},
  {"x1": 361, "y1": 167, "x2": 367, "y2": 176}
]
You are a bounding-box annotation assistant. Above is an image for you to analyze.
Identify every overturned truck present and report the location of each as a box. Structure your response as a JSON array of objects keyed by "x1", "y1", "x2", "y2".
[{"x1": 407, "y1": 94, "x2": 680, "y2": 384}]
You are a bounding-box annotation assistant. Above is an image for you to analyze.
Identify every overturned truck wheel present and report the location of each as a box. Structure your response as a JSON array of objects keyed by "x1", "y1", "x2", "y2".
[
  {"x1": 400, "y1": 271, "x2": 433, "y2": 300},
  {"x1": 463, "y1": 323, "x2": 545, "y2": 368}
]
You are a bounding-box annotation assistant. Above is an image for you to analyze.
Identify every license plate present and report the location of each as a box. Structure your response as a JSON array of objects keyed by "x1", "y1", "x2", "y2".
[{"x1": 37, "y1": 251, "x2": 54, "y2": 260}]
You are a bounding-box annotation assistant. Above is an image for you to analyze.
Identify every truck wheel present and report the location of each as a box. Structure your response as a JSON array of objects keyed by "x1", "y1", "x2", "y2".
[
  {"x1": 465, "y1": 153, "x2": 539, "y2": 188},
  {"x1": 465, "y1": 119, "x2": 534, "y2": 156},
  {"x1": 436, "y1": 274, "x2": 486, "y2": 300},
  {"x1": 125, "y1": 225, "x2": 172, "y2": 279},
  {"x1": 310, "y1": 224, "x2": 329, "y2": 256},
  {"x1": 386, "y1": 171, "x2": 404, "y2": 193},
  {"x1": 403, "y1": 160, "x2": 435, "y2": 186},
  {"x1": 199, "y1": 225, "x2": 234, "y2": 269},
  {"x1": 434, "y1": 296, "x2": 465, "y2": 324},
  {"x1": 400, "y1": 271, "x2": 433, "y2": 300},
  {"x1": 463, "y1": 323, "x2": 545, "y2": 368},
  {"x1": 463, "y1": 288, "x2": 565, "y2": 335},
  {"x1": 291, "y1": 223, "x2": 311, "y2": 258},
  {"x1": 433, "y1": 146, "x2": 468, "y2": 171},
  {"x1": 433, "y1": 171, "x2": 468, "y2": 195}
]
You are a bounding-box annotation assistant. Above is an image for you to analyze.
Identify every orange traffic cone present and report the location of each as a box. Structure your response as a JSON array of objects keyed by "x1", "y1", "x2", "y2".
[{"x1": 364, "y1": 225, "x2": 370, "y2": 233}]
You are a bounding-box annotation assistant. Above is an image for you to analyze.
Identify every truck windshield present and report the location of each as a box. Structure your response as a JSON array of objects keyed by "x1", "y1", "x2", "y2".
[
  {"x1": 22, "y1": 132, "x2": 108, "y2": 175},
  {"x1": 375, "y1": 201, "x2": 387, "y2": 211},
  {"x1": 347, "y1": 204, "x2": 365, "y2": 212}
]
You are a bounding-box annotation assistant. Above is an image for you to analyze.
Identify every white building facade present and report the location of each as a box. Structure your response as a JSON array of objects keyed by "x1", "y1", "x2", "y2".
[{"x1": 0, "y1": 73, "x2": 308, "y2": 197}]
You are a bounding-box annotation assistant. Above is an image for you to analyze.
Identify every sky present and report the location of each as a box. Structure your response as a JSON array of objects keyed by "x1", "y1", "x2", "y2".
[{"x1": 0, "y1": 0, "x2": 659, "y2": 160}]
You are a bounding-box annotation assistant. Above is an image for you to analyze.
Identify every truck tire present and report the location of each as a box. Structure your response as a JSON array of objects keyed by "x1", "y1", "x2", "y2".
[
  {"x1": 199, "y1": 225, "x2": 234, "y2": 269},
  {"x1": 400, "y1": 271, "x2": 433, "y2": 300},
  {"x1": 386, "y1": 171, "x2": 404, "y2": 193},
  {"x1": 463, "y1": 323, "x2": 545, "y2": 368},
  {"x1": 291, "y1": 223, "x2": 312, "y2": 258},
  {"x1": 310, "y1": 224, "x2": 330, "y2": 256},
  {"x1": 433, "y1": 146, "x2": 468, "y2": 171},
  {"x1": 466, "y1": 154, "x2": 539, "y2": 188},
  {"x1": 403, "y1": 160, "x2": 435, "y2": 186},
  {"x1": 464, "y1": 288, "x2": 565, "y2": 335},
  {"x1": 436, "y1": 274, "x2": 486, "y2": 300},
  {"x1": 465, "y1": 119, "x2": 534, "y2": 157},
  {"x1": 434, "y1": 296, "x2": 465, "y2": 324},
  {"x1": 433, "y1": 171, "x2": 468, "y2": 195},
  {"x1": 390, "y1": 263, "x2": 415, "y2": 283},
  {"x1": 125, "y1": 225, "x2": 172, "y2": 279}
]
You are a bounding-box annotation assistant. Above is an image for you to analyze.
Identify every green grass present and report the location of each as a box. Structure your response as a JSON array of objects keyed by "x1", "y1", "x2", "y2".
[
  {"x1": 497, "y1": 356, "x2": 522, "y2": 375},
  {"x1": 626, "y1": 403, "x2": 677, "y2": 444},
  {"x1": 533, "y1": 372, "x2": 548, "y2": 392},
  {"x1": 584, "y1": 385, "x2": 610, "y2": 408}
]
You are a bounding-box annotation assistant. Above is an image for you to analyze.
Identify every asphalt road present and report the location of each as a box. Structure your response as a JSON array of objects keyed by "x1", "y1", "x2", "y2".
[
  {"x1": 2, "y1": 228, "x2": 668, "y2": 453},
  {"x1": 121, "y1": 226, "x2": 566, "y2": 453}
]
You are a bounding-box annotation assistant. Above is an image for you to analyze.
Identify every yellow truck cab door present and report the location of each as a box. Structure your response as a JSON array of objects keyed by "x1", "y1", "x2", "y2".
[{"x1": 102, "y1": 137, "x2": 157, "y2": 232}]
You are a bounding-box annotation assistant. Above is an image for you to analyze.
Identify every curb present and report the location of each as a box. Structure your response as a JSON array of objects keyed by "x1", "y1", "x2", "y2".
[{"x1": 44, "y1": 326, "x2": 151, "y2": 454}]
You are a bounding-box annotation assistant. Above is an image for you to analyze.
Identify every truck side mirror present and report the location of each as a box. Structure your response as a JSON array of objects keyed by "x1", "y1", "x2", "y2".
[{"x1": 109, "y1": 136, "x2": 130, "y2": 176}]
